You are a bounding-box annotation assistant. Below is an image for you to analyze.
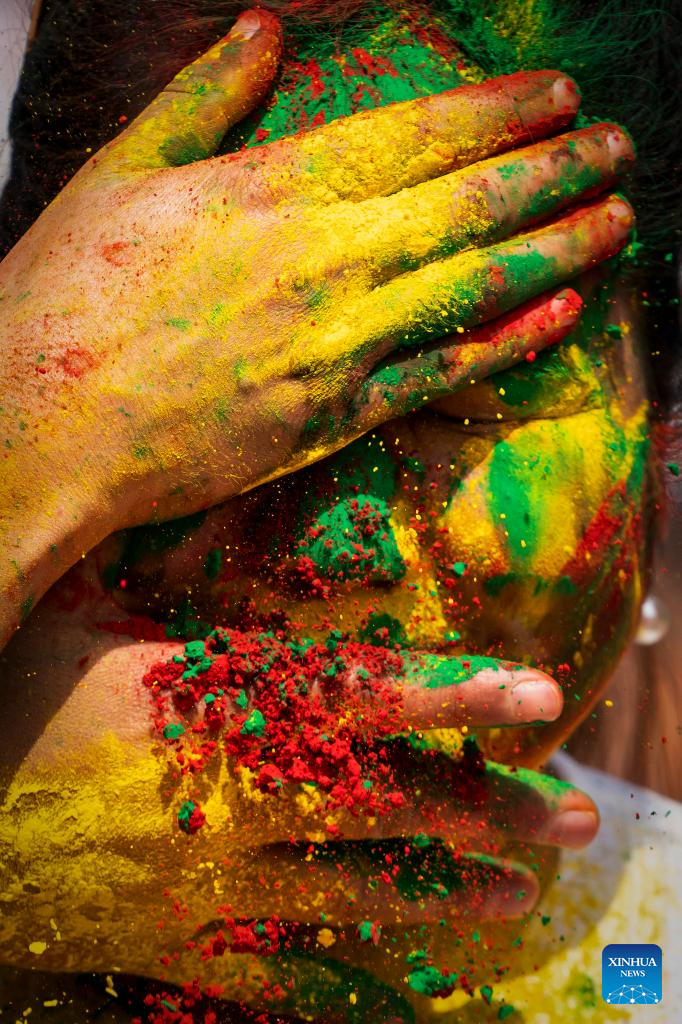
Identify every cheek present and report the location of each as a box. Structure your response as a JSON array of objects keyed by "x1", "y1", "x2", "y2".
[
  {"x1": 445, "y1": 412, "x2": 639, "y2": 582},
  {"x1": 424, "y1": 404, "x2": 653, "y2": 763}
]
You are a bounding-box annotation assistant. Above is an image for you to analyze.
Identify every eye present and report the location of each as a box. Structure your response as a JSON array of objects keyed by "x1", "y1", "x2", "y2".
[{"x1": 431, "y1": 341, "x2": 602, "y2": 423}]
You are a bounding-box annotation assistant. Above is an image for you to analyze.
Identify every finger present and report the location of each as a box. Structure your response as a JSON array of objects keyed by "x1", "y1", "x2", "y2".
[
  {"x1": 336, "y1": 753, "x2": 601, "y2": 853},
  {"x1": 387, "y1": 652, "x2": 563, "y2": 729},
  {"x1": 286, "y1": 845, "x2": 540, "y2": 924},
  {"x1": 155, "y1": 635, "x2": 563, "y2": 735},
  {"x1": 353, "y1": 123, "x2": 634, "y2": 277},
  {"x1": 235, "y1": 738, "x2": 599, "y2": 855},
  {"x1": 334, "y1": 193, "x2": 632, "y2": 364},
  {"x1": 171, "y1": 831, "x2": 537, "y2": 927},
  {"x1": 254, "y1": 70, "x2": 581, "y2": 203},
  {"x1": 340, "y1": 851, "x2": 540, "y2": 922},
  {"x1": 106, "y1": 9, "x2": 282, "y2": 171},
  {"x1": 153, "y1": 660, "x2": 562, "y2": 762},
  {"x1": 454, "y1": 759, "x2": 601, "y2": 851},
  {"x1": 355, "y1": 288, "x2": 582, "y2": 428}
]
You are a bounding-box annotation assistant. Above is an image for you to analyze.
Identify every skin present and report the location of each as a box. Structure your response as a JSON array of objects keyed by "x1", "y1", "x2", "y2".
[
  {"x1": 0, "y1": 550, "x2": 596, "y2": 1013},
  {"x1": 113, "y1": 271, "x2": 649, "y2": 761},
  {"x1": 0, "y1": 5, "x2": 654, "y2": 1021},
  {"x1": 0, "y1": 274, "x2": 640, "y2": 1022},
  {"x1": 0, "y1": 9, "x2": 635, "y2": 650}
]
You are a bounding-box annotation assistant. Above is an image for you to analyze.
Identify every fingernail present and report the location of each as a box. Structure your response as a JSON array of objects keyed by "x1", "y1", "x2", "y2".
[
  {"x1": 234, "y1": 10, "x2": 262, "y2": 39},
  {"x1": 549, "y1": 289, "x2": 583, "y2": 324},
  {"x1": 543, "y1": 809, "x2": 599, "y2": 848},
  {"x1": 606, "y1": 194, "x2": 634, "y2": 226},
  {"x1": 510, "y1": 678, "x2": 562, "y2": 722},
  {"x1": 605, "y1": 123, "x2": 635, "y2": 164},
  {"x1": 552, "y1": 75, "x2": 581, "y2": 115}
]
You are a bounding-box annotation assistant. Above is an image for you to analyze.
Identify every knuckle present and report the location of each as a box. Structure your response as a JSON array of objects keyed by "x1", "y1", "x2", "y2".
[{"x1": 287, "y1": 346, "x2": 331, "y2": 381}]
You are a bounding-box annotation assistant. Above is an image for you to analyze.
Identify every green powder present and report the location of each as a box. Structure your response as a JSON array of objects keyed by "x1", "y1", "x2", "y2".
[
  {"x1": 241, "y1": 708, "x2": 266, "y2": 737},
  {"x1": 406, "y1": 653, "x2": 503, "y2": 689},
  {"x1": 358, "y1": 612, "x2": 408, "y2": 648},
  {"x1": 488, "y1": 439, "x2": 540, "y2": 561},
  {"x1": 297, "y1": 494, "x2": 405, "y2": 583},
  {"x1": 177, "y1": 800, "x2": 197, "y2": 833},
  {"x1": 163, "y1": 723, "x2": 186, "y2": 740},
  {"x1": 203, "y1": 547, "x2": 223, "y2": 580},
  {"x1": 406, "y1": 950, "x2": 459, "y2": 997},
  {"x1": 165, "y1": 316, "x2": 191, "y2": 330}
]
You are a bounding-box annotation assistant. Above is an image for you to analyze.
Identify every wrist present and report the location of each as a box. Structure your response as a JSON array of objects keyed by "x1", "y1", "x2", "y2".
[{"x1": 0, "y1": 440, "x2": 115, "y2": 648}]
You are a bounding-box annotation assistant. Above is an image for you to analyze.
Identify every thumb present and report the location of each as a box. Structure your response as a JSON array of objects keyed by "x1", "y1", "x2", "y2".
[{"x1": 106, "y1": 9, "x2": 282, "y2": 171}]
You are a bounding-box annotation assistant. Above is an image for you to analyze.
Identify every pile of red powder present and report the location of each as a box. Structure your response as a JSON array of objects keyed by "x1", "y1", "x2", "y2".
[{"x1": 143, "y1": 627, "x2": 413, "y2": 824}]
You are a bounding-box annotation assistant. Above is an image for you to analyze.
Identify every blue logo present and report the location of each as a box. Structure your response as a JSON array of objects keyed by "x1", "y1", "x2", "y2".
[{"x1": 602, "y1": 944, "x2": 662, "y2": 1005}]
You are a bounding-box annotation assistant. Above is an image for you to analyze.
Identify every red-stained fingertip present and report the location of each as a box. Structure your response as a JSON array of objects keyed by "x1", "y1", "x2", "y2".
[
  {"x1": 552, "y1": 74, "x2": 581, "y2": 117},
  {"x1": 517, "y1": 288, "x2": 583, "y2": 352},
  {"x1": 605, "y1": 194, "x2": 635, "y2": 226},
  {"x1": 549, "y1": 287, "x2": 583, "y2": 320},
  {"x1": 232, "y1": 8, "x2": 282, "y2": 40}
]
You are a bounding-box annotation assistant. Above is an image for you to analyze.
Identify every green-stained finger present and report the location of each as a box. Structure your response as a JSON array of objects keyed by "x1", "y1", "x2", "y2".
[
  {"x1": 398, "y1": 651, "x2": 563, "y2": 729},
  {"x1": 235, "y1": 843, "x2": 539, "y2": 926},
  {"x1": 331, "y1": 193, "x2": 632, "y2": 364},
  {"x1": 303, "y1": 841, "x2": 540, "y2": 921},
  {"x1": 351, "y1": 123, "x2": 634, "y2": 278},
  {"x1": 324, "y1": 747, "x2": 599, "y2": 852},
  {"x1": 355, "y1": 289, "x2": 583, "y2": 428}
]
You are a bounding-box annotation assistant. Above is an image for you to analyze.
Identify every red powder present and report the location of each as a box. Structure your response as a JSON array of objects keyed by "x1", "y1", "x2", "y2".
[
  {"x1": 348, "y1": 48, "x2": 398, "y2": 79},
  {"x1": 143, "y1": 627, "x2": 411, "y2": 818},
  {"x1": 101, "y1": 240, "x2": 131, "y2": 266},
  {"x1": 58, "y1": 344, "x2": 96, "y2": 378}
]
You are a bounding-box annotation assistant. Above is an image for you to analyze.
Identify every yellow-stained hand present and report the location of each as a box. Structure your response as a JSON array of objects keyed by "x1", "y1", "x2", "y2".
[{"x1": 0, "y1": 8, "x2": 634, "y2": 646}]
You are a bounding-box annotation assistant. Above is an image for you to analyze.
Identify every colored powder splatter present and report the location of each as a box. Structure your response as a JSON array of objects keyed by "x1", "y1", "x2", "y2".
[
  {"x1": 240, "y1": 707, "x2": 266, "y2": 737},
  {"x1": 203, "y1": 547, "x2": 222, "y2": 580},
  {"x1": 143, "y1": 627, "x2": 414, "y2": 819},
  {"x1": 405, "y1": 949, "x2": 459, "y2": 997},
  {"x1": 177, "y1": 800, "x2": 206, "y2": 835},
  {"x1": 163, "y1": 723, "x2": 185, "y2": 740},
  {"x1": 405, "y1": 652, "x2": 507, "y2": 689},
  {"x1": 357, "y1": 612, "x2": 408, "y2": 648},
  {"x1": 357, "y1": 920, "x2": 382, "y2": 944},
  {"x1": 94, "y1": 2, "x2": 654, "y2": 1018},
  {"x1": 295, "y1": 494, "x2": 405, "y2": 584}
]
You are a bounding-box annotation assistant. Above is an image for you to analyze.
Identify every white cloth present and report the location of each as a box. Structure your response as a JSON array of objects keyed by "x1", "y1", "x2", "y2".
[
  {"x1": 526, "y1": 752, "x2": 682, "y2": 1021},
  {"x1": 0, "y1": 0, "x2": 33, "y2": 193}
]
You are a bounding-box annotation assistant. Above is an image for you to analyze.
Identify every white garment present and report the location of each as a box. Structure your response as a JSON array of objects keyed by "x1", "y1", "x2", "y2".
[
  {"x1": 0, "y1": 0, "x2": 33, "y2": 193},
  {"x1": 515, "y1": 752, "x2": 682, "y2": 1022}
]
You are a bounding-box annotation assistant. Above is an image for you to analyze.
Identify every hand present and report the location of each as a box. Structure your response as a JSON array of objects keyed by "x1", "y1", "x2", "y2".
[
  {"x1": 0, "y1": 558, "x2": 598, "y2": 1019},
  {"x1": 0, "y1": 8, "x2": 634, "y2": 646}
]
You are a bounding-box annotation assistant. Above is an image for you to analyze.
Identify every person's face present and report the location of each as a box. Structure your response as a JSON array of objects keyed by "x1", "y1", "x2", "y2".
[
  {"x1": 107, "y1": 267, "x2": 654, "y2": 768},
  {"x1": 102, "y1": 8, "x2": 656, "y2": 768}
]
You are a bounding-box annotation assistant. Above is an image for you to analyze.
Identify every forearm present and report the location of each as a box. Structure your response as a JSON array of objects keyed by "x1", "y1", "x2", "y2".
[
  {"x1": 0, "y1": 246, "x2": 118, "y2": 647},
  {"x1": 0, "y1": 450, "x2": 113, "y2": 648}
]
